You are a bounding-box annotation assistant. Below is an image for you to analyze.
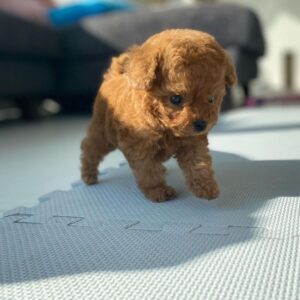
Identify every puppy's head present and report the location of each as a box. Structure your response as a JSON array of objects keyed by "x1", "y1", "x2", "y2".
[{"x1": 125, "y1": 29, "x2": 237, "y2": 137}]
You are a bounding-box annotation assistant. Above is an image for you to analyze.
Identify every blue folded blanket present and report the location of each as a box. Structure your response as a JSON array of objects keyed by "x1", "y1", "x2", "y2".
[{"x1": 48, "y1": 1, "x2": 135, "y2": 26}]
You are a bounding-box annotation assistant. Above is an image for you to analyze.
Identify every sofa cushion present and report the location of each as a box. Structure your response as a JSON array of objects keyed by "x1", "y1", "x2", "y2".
[
  {"x1": 61, "y1": 3, "x2": 265, "y2": 59},
  {"x1": 0, "y1": 11, "x2": 60, "y2": 58},
  {"x1": 48, "y1": 1, "x2": 134, "y2": 26}
]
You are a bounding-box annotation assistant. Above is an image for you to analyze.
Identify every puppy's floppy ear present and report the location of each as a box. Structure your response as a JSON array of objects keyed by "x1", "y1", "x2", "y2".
[
  {"x1": 105, "y1": 52, "x2": 131, "y2": 79},
  {"x1": 126, "y1": 45, "x2": 160, "y2": 90},
  {"x1": 225, "y1": 53, "x2": 237, "y2": 87}
]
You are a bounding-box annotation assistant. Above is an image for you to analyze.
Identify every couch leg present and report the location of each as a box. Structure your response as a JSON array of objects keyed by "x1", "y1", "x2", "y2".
[
  {"x1": 15, "y1": 98, "x2": 44, "y2": 120},
  {"x1": 242, "y1": 83, "x2": 249, "y2": 98}
]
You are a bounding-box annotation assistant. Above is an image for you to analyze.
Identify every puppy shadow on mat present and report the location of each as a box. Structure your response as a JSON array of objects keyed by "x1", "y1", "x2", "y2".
[{"x1": 1, "y1": 151, "x2": 300, "y2": 284}]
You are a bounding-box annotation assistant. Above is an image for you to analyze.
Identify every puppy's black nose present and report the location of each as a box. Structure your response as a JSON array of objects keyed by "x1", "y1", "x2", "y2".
[{"x1": 194, "y1": 120, "x2": 207, "y2": 132}]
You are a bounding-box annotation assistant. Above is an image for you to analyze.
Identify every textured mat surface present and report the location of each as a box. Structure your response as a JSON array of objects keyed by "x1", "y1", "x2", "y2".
[
  {"x1": 3, "y1": 153, "x2": 300, "y2": 239},
  {"x1": 1, "y1": 222, "x2": 299, "y2": 300},
  {"x1": 1, "y1": 106, "x2": 300, "y2": 299}
]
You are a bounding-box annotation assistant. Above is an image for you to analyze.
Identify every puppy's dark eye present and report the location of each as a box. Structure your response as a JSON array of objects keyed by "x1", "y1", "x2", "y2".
[
  {"x1": 170, "y1": 95, "x2": 184, "y2": 105},
  {"x1": 208, "y1": 96, "x2": 215, "y2": 104}
]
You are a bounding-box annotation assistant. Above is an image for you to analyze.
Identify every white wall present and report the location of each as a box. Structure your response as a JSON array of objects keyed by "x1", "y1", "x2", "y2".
[{"x1": 225, "y1": 0, "x2": 300, "y2": 94}]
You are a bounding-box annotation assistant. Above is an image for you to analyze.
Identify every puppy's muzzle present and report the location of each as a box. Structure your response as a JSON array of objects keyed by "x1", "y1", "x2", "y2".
[{"x1": 193, "y1": 120, "x2": 207, "y2": 132}]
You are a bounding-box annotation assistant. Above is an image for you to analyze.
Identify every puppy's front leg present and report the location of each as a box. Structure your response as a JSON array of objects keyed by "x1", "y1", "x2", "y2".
[
  {"x1": 127, "y1": 157, "x2": 176, "y2": 202},
  {"x1": 176, "y1": 137, "x2": 219, "y2": 200}
]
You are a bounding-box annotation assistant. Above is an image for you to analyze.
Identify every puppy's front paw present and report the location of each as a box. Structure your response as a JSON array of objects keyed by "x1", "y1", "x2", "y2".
[
  {"x1": 82, "y1": 173, "x2": 98, "y2": 185},
  {"x1": 143, "y1": 185, "x2": 177, "y2": 202},
  {"x1": 189, "y1": 178, "x2": 220, "y2": 200}
]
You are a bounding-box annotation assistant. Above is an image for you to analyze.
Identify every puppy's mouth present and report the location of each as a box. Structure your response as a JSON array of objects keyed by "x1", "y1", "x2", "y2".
[
  {"x1": 171, "y1": 128, "x2": 209, "y2": 137},
  {"x1": 171, "y1": 122, "x2": 214, "y2": 137}
]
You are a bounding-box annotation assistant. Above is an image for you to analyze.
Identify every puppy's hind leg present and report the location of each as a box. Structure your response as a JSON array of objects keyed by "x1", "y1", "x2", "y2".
[{"x1": 81, "y1": 117, "x2": 115, "y2": 185}]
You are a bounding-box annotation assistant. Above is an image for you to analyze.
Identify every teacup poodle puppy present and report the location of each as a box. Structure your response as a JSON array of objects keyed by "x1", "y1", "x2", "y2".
[{"x1": 81, "y1": 29, "x2": 237, "y2": 202}]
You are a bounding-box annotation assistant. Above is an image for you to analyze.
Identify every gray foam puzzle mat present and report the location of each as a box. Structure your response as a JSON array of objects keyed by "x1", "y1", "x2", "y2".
[
  {"x1": 1, "y1": 222, "x2": 299, "y2": 300},
  {"x1": 3, "y1": 152, "x2": 300, "y2": 239},
  {"x1": 1, "y1": 106, "x2": 300, "y2": 299}
]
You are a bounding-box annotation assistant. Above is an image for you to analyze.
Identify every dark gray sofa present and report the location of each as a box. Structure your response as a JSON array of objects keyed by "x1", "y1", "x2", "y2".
[
  {"x1": 0, "y1": 3, "x2": 265, "y2": 117},
  {"x1": 0, "y1": 11, "x2": 60, "y2": 118}
]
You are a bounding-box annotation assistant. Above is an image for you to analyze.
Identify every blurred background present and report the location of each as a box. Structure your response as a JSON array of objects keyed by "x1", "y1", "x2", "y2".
[
  {"x1": 56, "y1": 0, "x2": 300, "y2": 95},
  {"x1": 0, "y1": 0, "x2": 299, "y2": 120},
  {"x1": 0, "y1": 0, "x2": 299, "y2": 213}
]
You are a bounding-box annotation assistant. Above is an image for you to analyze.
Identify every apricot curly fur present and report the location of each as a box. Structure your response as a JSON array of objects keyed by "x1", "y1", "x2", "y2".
[{"x1": 81, "y1": 29, "x2": 237, "y2": 202}]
